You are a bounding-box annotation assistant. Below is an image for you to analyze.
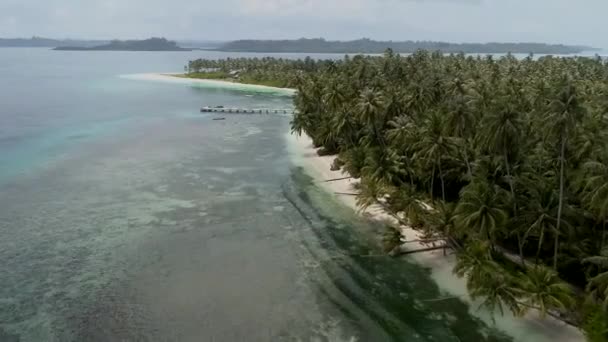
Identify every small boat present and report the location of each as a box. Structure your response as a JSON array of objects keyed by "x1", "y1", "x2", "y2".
[{"x1": 212, "y1": 117, "x2": 226, "y2": 121}]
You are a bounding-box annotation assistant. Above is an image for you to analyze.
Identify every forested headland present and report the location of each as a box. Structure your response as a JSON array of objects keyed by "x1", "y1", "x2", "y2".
[
  {"x1": 54, "y1": 38, "x2": 190, "y2": 51},
  {"x1": 184, "y1": 57, "x2": 320, "y2": 88},
  {"x1": 0, "y1": 37, "x2": 106, "y2": 48},
  {"x1": 186, "y1": 52, "x2": 608, "y2": 340},
  {"x1": 217, "y1": 38, "x2": 594, "y2": 54},
  {"x1": 3, "y1": 36, "x2": 596, "y2": 54}
]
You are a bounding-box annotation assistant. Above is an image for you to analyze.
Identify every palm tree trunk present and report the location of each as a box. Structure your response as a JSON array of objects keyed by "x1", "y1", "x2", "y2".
[
  {"x1": 372, "y1": 117, "x2": 386, "y2": 149},
  {"x1": 554, "y1": 137, "x2": 567, "y2": 270},
  {"x1": 374, "y1": 125, "x2": 384, "y2": 147},
  {"x1": 344, "y1": 119, "x2": 356, "y2": 148},
  {"x1": 439, "y1": 157, "x2": 446, "y2": 201},
  {"x1": 503, "y1": 150, "x2": 517, "y2": 214},
  {"x1": 515, "y1": 301, "x2": 573, "y2": 325},
  {"x1": 602, "y1": 220, "x2": 606, "y2": 251},
  {"x1": 517, "y1": 235, "x2": 526, "y2": 268},
  {"x1": 503, "y1": 149, "x2": 525, "y2": 266},
  {"x1": 430, "y1": 164, "x2": 435, "y2": 202},
  {"x1": 486, "y1": 227, "x2": 495, "y2": 252},
  {"x1": 463, "y1": 147, "x2": 472, "y2": 179},
  {"x1": 536, "y1": 227, "x2": 545, "y2": 265}
]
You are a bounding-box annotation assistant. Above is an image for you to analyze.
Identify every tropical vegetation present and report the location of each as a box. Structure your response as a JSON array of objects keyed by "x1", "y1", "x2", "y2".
[
  {"x1": 217, "y1": 38, "x2": 594, "y2": 54},
  {"x1": 186, "y1": 51, "x2": 608, "y2": 340},
  {"x1": 185, "y1": 57, "x2": 317, "y2": 88},
  {"x1": 54, "y1": 37, "x2": 190, "y2": 51}
]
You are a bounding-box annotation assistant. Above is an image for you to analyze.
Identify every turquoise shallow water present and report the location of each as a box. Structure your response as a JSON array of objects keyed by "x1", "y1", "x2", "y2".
[{"x1": 0, "y1": 48, "x2": 522, "y2": 341}]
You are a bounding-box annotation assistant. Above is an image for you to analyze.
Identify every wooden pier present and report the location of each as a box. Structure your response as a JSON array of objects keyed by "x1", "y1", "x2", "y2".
[{"x1": 201, "y1": 106, "x2": 296, "y2": 114}]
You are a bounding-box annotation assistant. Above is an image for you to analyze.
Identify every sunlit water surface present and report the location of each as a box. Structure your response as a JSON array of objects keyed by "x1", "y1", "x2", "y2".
[{"x1": 0, "y1": 48, "x2": 577, "y2": 341}]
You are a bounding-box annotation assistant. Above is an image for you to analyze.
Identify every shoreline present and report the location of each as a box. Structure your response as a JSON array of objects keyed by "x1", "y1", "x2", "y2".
[
  {"x1": 129, "y1": 71, "x2": 585, "y2": 341},
  {"x1": 120, "y1": 73, "x2": 296, "y2": 96},
  {"x1": 286, "y1": 132, "x2": 585, "y2": 342}
]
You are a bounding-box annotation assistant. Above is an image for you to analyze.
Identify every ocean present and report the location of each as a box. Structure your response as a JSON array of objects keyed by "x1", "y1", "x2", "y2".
[{"x1": 0, "y1": 48, "x2": 576, "y2": 341}]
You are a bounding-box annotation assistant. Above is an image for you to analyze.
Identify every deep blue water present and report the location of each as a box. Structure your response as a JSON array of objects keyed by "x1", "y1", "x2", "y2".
[{"x1": 0, "y1": 48, "x2": 568, "y2": 341}]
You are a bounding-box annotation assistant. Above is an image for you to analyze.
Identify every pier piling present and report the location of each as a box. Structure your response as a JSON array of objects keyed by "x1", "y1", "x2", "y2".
[{"x1": 200, "y1": 106, "x2": 296, "y2": 115}]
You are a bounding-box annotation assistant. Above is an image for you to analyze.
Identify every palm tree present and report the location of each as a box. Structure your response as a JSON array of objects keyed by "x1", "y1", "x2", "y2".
[
  {"x1": 355, "y1": 176, "x2": 384, "y2": 211},
  {"x1": 424, "y1": 200, "x2": 457, "y2": 239},
  {"x1": 413, "y1": 111, "x2": 456, "y2": 201},
  {"x1": 583, "y1": 248, "x2": 608, "y2": 311},
  {"x1": 469, "y1": 267, "x2": 521, "y2": 318},
  {"x1": 453, "y1": 240, "x2": 494, "y2": 282},
  {"x1": 340, "y1": 146, "x2": 367, "y2": 179},
  {"x1": 455, "y1": 181, "x2": 508, "y2": 247},
  {"x1": 517, "y1": 182, "x2": 560, "y2": 264},
  {"x1": 385, "y1": 185, "x2": 425, "y2": 227},
  {"x1": 582, "y1": 304, "x2": 608, "y2": 342},
  {"x1": 323, "y1": 79, "x2": 346, "y2": 113},
  {"x1": 581, "y1": 156, "x2": 608, "y2": 249},
  {"x1": 544, "y1": 77, "x2": 585, "y2": 269},
  {"x1": 360, "y1": 147, "x2": 405, "y2": 188},
  {"x1": 330, "y1": 106, "x2": 358, "y2": 149},
  {"x1": 481, "y1": 102, "x2": 523, "y2": 211},
  {"x1": 386, "y1": 114, "x2": 415, "y2": 147},
  {"x1": 290, "y1": 108, "x2": 313, "y2": 137},
  {"x1": 516, "y1": 266, "x2": 574, "y2": 318},
  {"x1": 480, "y1": 100, "x2": 527, "y2": 265},
  {"x1": 445, "y1": 78, "x2": 476, "y2": 178},
  {"x1": 386, "y1": 115, "x2": 417, "y2": 185},
  {"x1": 424, "y1": 201, "x2": 458, "y2": 254},
  {"x1": 453, "y1": 240, "x2": 521, "y2": 317},
  {"x1": 357, "y1": 88, "x2": 386, "y2": 147}
]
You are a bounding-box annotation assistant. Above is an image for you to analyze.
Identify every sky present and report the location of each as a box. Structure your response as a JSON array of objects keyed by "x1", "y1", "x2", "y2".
[{"x1": 0, "y1": 0, "x2": 606, "y2": 48}]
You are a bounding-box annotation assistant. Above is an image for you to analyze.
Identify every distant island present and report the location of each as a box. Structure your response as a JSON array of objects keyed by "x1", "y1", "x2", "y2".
[
  {"x1": 0, "y1": 36, "x2": 105, "y2": 48},
  {"x1": 2, "y1": 36, "x2": 597, "y2": 54},
  {"x1": 54, "y1": 38, "x2": 191, "y2": 51},
  {"x1": 217, "y1": 38, "x2": 596, "y2": 54}
]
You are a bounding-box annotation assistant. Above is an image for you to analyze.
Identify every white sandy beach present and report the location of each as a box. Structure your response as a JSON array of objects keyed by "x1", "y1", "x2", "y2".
[
  {"x1": 286, "y1": 132, "x2": 585, "y2": 342},
  {"x1": 120, "y1": 73, "x2": 297, "y2": 96}
]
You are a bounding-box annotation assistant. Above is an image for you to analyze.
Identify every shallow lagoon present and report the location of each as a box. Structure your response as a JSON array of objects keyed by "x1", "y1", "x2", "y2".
[{"x1": 0, "y1": 48, "x2": 572, "y2": 341}]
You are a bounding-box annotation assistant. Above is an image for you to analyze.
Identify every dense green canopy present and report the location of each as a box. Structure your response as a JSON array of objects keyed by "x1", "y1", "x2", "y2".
[
  {"x1": 187, "y1": 51, "x2": 608, "y2": 340},
  {"x1": 55, "y1": 38, "x2": 189, "y2": 51},
  {"x1": 217, "y1": 38, "x2": 593, "y2": 54}
]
